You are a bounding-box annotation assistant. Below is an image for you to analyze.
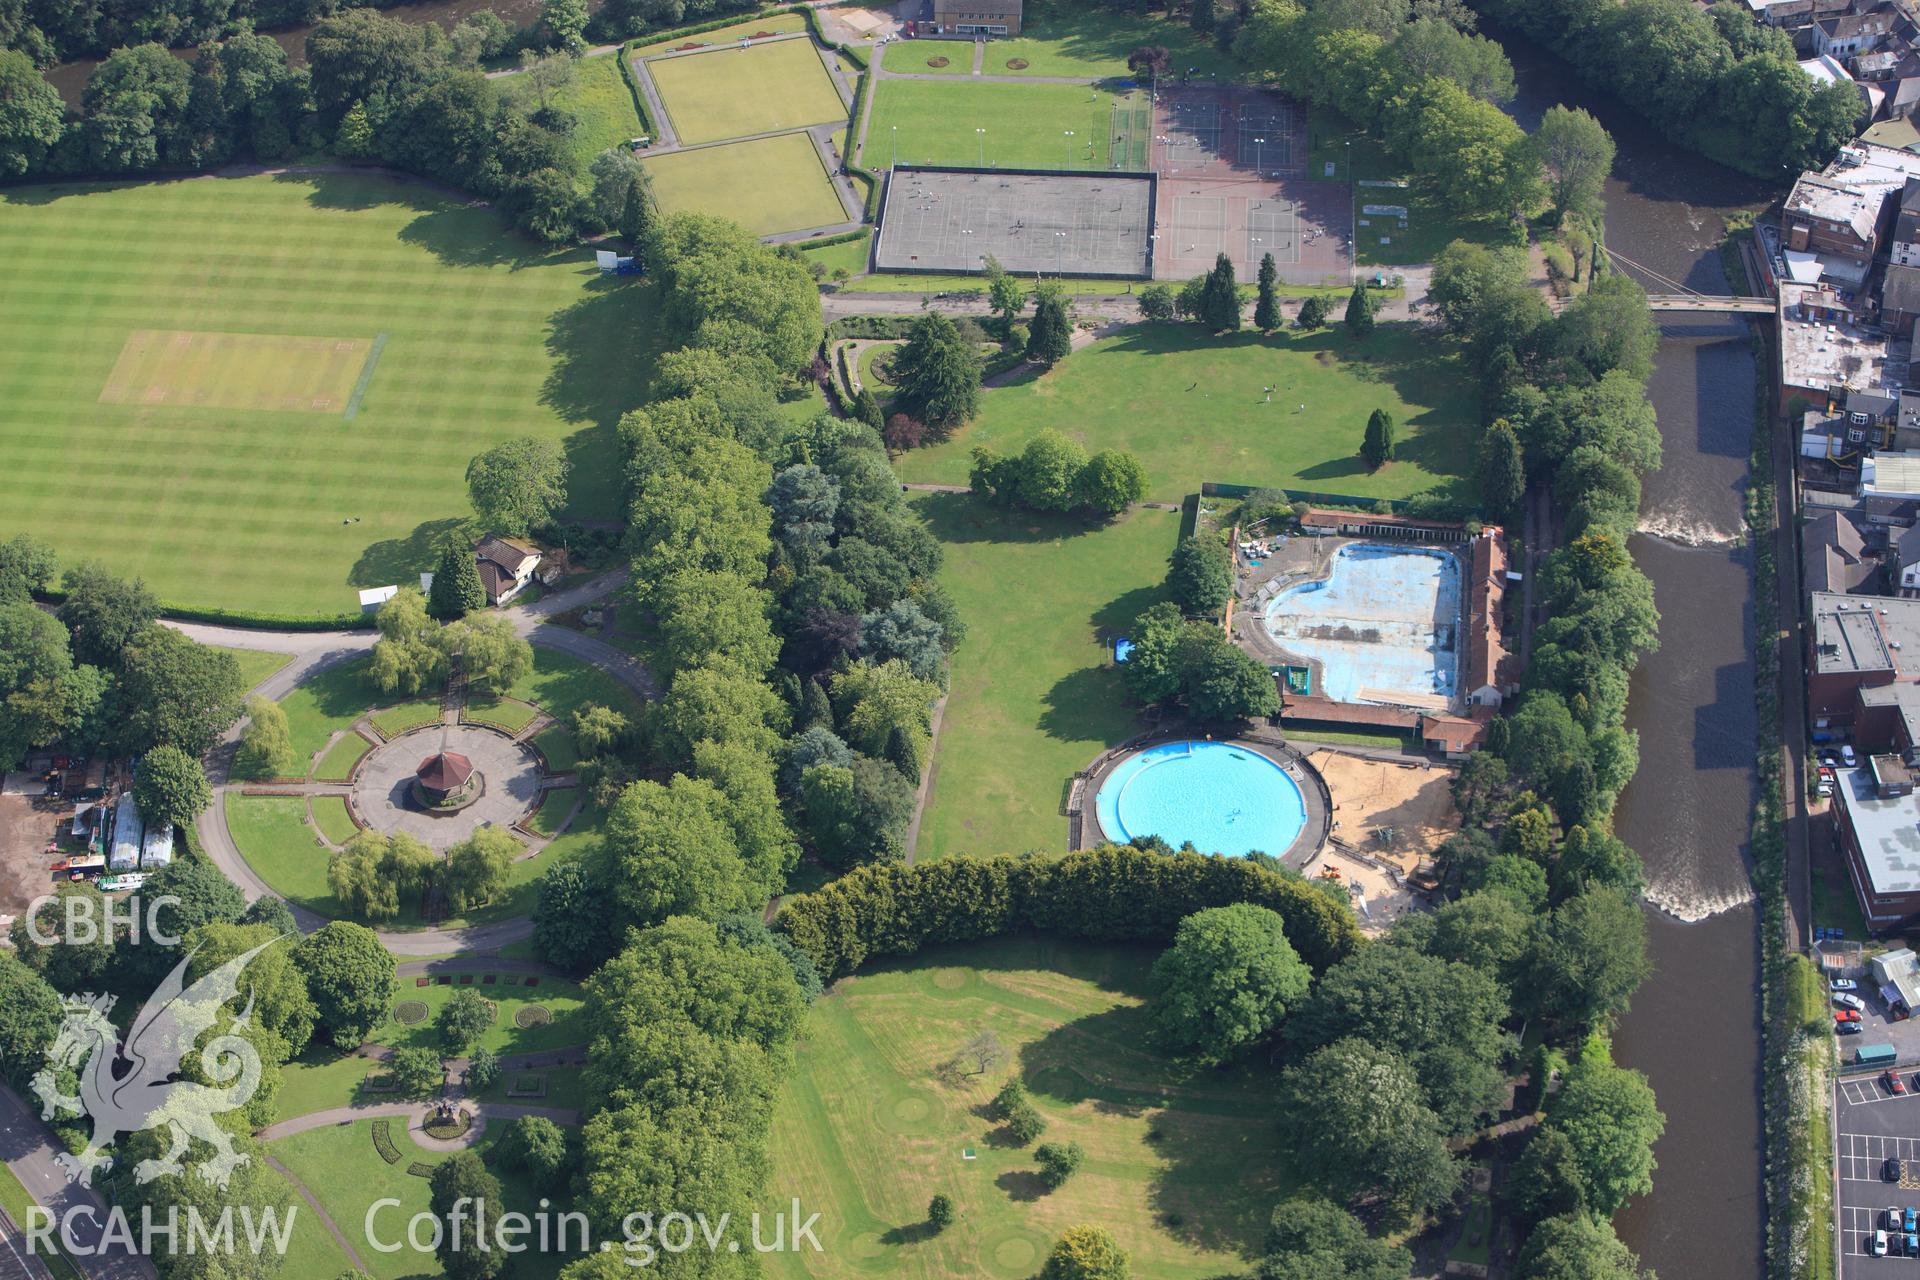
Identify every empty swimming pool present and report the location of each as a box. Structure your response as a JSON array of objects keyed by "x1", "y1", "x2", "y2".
[
  {"x1": 1094, "y1": 741, "x2": 1307, "y2": 858},
  {"x1": 1262, "y1": 543, "x2": 1461, "y2": 708}
]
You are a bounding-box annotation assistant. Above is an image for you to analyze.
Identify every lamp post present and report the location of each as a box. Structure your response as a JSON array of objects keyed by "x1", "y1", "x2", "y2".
[
  {"x1": 976, "y1": 127, "x2": 987, "y2": 167},
  {"x1": 891, "y1": 125, "x2": 898, "y2": 170},
  {"x1": 1063, "y1": 130, "x2": 1075, "y2": 169},
  {"x1": 1345, "y1": 139, "x2": 1356, "y2": 284},
  {"x1": 1056, "y1": 229, "x2": 1067, "y2": 274},
  {"x1": 1253, "y1": 135, "x2": 1265, "y2": 175}
]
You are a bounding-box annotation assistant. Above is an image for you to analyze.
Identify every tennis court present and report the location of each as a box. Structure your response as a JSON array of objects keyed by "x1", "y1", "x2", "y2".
[
  {"x1": 1151, "y1": 86, "x2": 1348, "y2": 284},
  {"x1": 875, "y1": 167, "x2": 1155, "y2": 277}
]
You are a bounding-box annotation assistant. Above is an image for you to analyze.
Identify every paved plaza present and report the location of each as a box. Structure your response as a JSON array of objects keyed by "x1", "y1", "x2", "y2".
[{"x1": 352, "y1": 725, "x2": 544, "y2": 848}]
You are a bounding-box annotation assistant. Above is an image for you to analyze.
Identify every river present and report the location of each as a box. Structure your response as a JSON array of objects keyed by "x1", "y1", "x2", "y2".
[
  {"x1": 1500, "y1": 35, "x2": 1776, "y2": 1280},
  {"x1": 42, "y1": 0, "x2": 563, "y2": 106}
]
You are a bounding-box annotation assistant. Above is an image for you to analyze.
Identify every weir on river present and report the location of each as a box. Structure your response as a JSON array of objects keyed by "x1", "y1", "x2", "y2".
[{"x1": 1498, "y1": 31, "x2": 1775, "y2": 1279}]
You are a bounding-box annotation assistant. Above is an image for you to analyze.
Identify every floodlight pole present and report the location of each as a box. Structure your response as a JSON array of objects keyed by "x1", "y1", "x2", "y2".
[
  {"x1": 976, "y1": 127, "x2": 986, "y2": 167},
  {"x1": 892, "y1": 126, "x2": 898, "y2": 170},
  {"x1": 1064, "y1": 131, "x2": 1075, "y2": 169}
]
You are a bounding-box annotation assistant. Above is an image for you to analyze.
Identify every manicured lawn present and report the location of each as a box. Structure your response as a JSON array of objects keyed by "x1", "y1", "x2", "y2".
[
  {"x1": 547, "y1": 49, "x2": 644, "y2": 172},
  {"x1": 268, "y1": 1120, "x2": 576, "y2": 1280},
  {"x1": 531, "y1": 723, "x2": 580, "y2": 771},
  {"x1": 374, "y1": 973, "x2": 586, "y2": 1056},
  {"x1": 507, "y1": 646, "x2": 644, "y2": 723},
  {"x1": 762, "y1": 936, "x2": 1296, "y2": 1280},
  {"x1": 895, "y1": 323, "x2": 1479, "y2": 507},
  {"x1": 475, "y1": 1063, "x2": 590, "y2": 1113},
  {"x1": 274, "y1": 1048, "x2": 382, "y2": 1122},
  {"x1": 864, "y1": 80, "x2": 1130, "y2": 170},
  {"x1": 368, "y1": 697, "x2": 441, "y2": 739},
  {"x1": 231, "y1": 792, "x2": 576, "y2": 930},
  {"x1": 628, "y1": 12, "x2": 806, "y2": 59},
  {"x1": 984, "y1": 9, "x2": 1240, "y2": 79},
  {"x1": 857, "y1": 340, "x2": 899, "y2": 396},
  {"x1": 460, "y1": 695, "x2": 540, "y2": 734},
  {"x1": 880, "y1": 40, "x2": 971, "y2": 74},
  {"x1": 907, "y1": 497, "x2": 1174, "y2": 858},
  {"x1": 646, "y1": 38, "x2": 845, "y2": 144},
  {"x1": 529, "y1": 786, "x2": 577, "y2": 836},
  {"x1": 309, "y1": 795, "x2": 358, "y2": 845},
  {"x1": 799, "y1": 230, "x2": 872, "y2": 278},
  {"x1": 644, "y1": 133, "x2": 849, "y2": 235},
  {"x1": 226, "y1": 795, "x2": 335, "y2": 913},
  {"x1": 312, "y1": 731, "x2": 372, "y2": 782},
  {"x1": 277, "y1": 657, "x2": 377, "y2": 774},
  {"x1": 217, "y1": 645, "x2": 294, "y2": 692},
  {"x1": 0, "y1": 173, "x2": 657, "y2": 617}
]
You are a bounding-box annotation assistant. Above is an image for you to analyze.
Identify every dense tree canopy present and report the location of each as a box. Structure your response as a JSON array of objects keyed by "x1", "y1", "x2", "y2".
[{"x1": 1150, "y1": 903, "x2": 1310, "y2": 1063}]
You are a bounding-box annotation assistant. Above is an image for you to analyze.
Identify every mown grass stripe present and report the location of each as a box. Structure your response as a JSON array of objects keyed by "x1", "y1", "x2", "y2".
[{"x1": 342, "y1": 332, "x2": 388, "y2": 421}]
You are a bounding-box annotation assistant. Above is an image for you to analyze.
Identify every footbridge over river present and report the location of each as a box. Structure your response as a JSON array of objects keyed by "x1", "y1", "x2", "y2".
[{"x1": 1601, "y1": 244, "x2": 1776, "y2": 316}]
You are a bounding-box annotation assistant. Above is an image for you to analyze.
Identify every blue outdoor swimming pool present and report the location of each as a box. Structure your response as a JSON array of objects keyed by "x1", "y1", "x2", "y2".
[{"x1": 1094, "y1": 741, "x2": 1307, "y2": 858}]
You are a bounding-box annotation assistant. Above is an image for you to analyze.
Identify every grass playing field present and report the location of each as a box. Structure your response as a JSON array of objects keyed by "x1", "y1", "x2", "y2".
[
  {"x1": 895, "y1": 324, "x2": 1479, "y2": 506},
  {"x1": 643, "y1": 132, "x2": 849, "y2": 235},
  {"x1": 0, "y1": 174, "x2": 657, "y2": 617},
  {"x1": 646, "y1": 38, "x2": 846, "y2": 145},
  {"x1": 906, "y1": 499, "x2": 1172, "y2": 859},
  {"x1": 99, "y1": 329, "x2": 374, "y2": 414},
  {"x1": 762, "y1": 936, "x2": 1295, "y2": 1279},
  {"x1": 863, "y1": 80, "x2": 1128, "y2": 171},
  {"x1": 629, "y1": 12, "x2": 806, "y2": 58}
]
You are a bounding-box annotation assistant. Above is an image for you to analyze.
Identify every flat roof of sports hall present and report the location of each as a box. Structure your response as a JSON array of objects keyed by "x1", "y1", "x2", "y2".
[{"x1": 874, "y1": 166, "x2": 1156, "y2": 279}]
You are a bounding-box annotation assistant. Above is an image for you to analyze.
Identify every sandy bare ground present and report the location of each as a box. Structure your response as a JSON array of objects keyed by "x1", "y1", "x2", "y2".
[
  {"x1": 1310, "y1": 749, "x2": 1460, "y2": 869},
  {"x1": 0, "y1": 793, "x2": 57, "y2": 936}
]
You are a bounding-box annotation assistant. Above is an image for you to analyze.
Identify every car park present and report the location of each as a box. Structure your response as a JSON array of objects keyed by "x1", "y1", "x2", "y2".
[{"x1": 1839, "y1": 992, "x2": 1869, "y2": 1012}]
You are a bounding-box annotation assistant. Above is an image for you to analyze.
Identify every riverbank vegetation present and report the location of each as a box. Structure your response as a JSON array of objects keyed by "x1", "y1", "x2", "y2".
[
  {"x1": 1722, "y1": 225, "x2": 1835, "y2": 1280},
  {"x1": 1464, "y1": 0, "x2": 1858, "y2": 178},
  {"x1": 1419, "y1": 139, "x2": 1668, "y2": 1263}
]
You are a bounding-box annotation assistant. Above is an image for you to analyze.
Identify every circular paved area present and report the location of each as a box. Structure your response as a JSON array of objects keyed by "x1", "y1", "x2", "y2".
[{"x1": 353, "y1": 725, "x2": 542, "y2": 848}]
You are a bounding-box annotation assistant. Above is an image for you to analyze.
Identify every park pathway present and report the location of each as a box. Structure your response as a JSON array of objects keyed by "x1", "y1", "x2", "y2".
[
  {"x1": 182, "y1": 569, "x2": 650, "y2": 956},
  {"x1": 255, "y1": 1101, "x2": 581, "y2": 1145}
]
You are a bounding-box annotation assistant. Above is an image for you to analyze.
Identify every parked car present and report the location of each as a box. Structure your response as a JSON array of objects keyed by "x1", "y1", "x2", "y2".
[
  {"x1": 1834, "y1": 978, "x2": 1860, "y2": 991},
  {"x1": 1887, "y1": 1069, "x2": 1909, "y2": 1095},
  {"x1": 1837, "y1": 1009, "x2": 1863, "y2": 1023},
  {"x1": 1887, "y1": 1156, "x2": 1905, "y2": 1181},
  {"x1": 1903, "y1": 1206, "x2": 1915, "y2": 1233},
  {"x1": 1844, "y1": 744, "x2": 1859, "y2": 766},
  {"x1": 1890, "y1": 1207, "x2": 1905, "y2": 1231},
  {"x1": 1840, "y1": 1022, "x2": 1863, "y2": 1035},
  {"x1": 1838, "y1": 992, "x2": 1868, "y2": 1012},
  {"x1": 1822, "y1": 749, "x2": 1841, "y2": 766},
  {"x1": 1876, "y1": 1229, "x2": 1891, "y2": 1257}
]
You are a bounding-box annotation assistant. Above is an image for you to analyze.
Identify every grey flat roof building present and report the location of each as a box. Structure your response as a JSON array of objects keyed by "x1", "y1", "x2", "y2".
[{"x1": 1835, "y1": 762, "x2": 1920, "y2": 897}]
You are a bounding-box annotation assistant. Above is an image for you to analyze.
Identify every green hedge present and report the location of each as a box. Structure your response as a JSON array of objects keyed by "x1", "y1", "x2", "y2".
[
  {"x1": 775, "y1": 844, "x2": 1363, "y2": 982},
  {"x1": 614, "y1": 41, "x2": 654, "y2": 136},
  {"x1": 843, "y1": 67, "x2": 881, "y2": 221}
]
